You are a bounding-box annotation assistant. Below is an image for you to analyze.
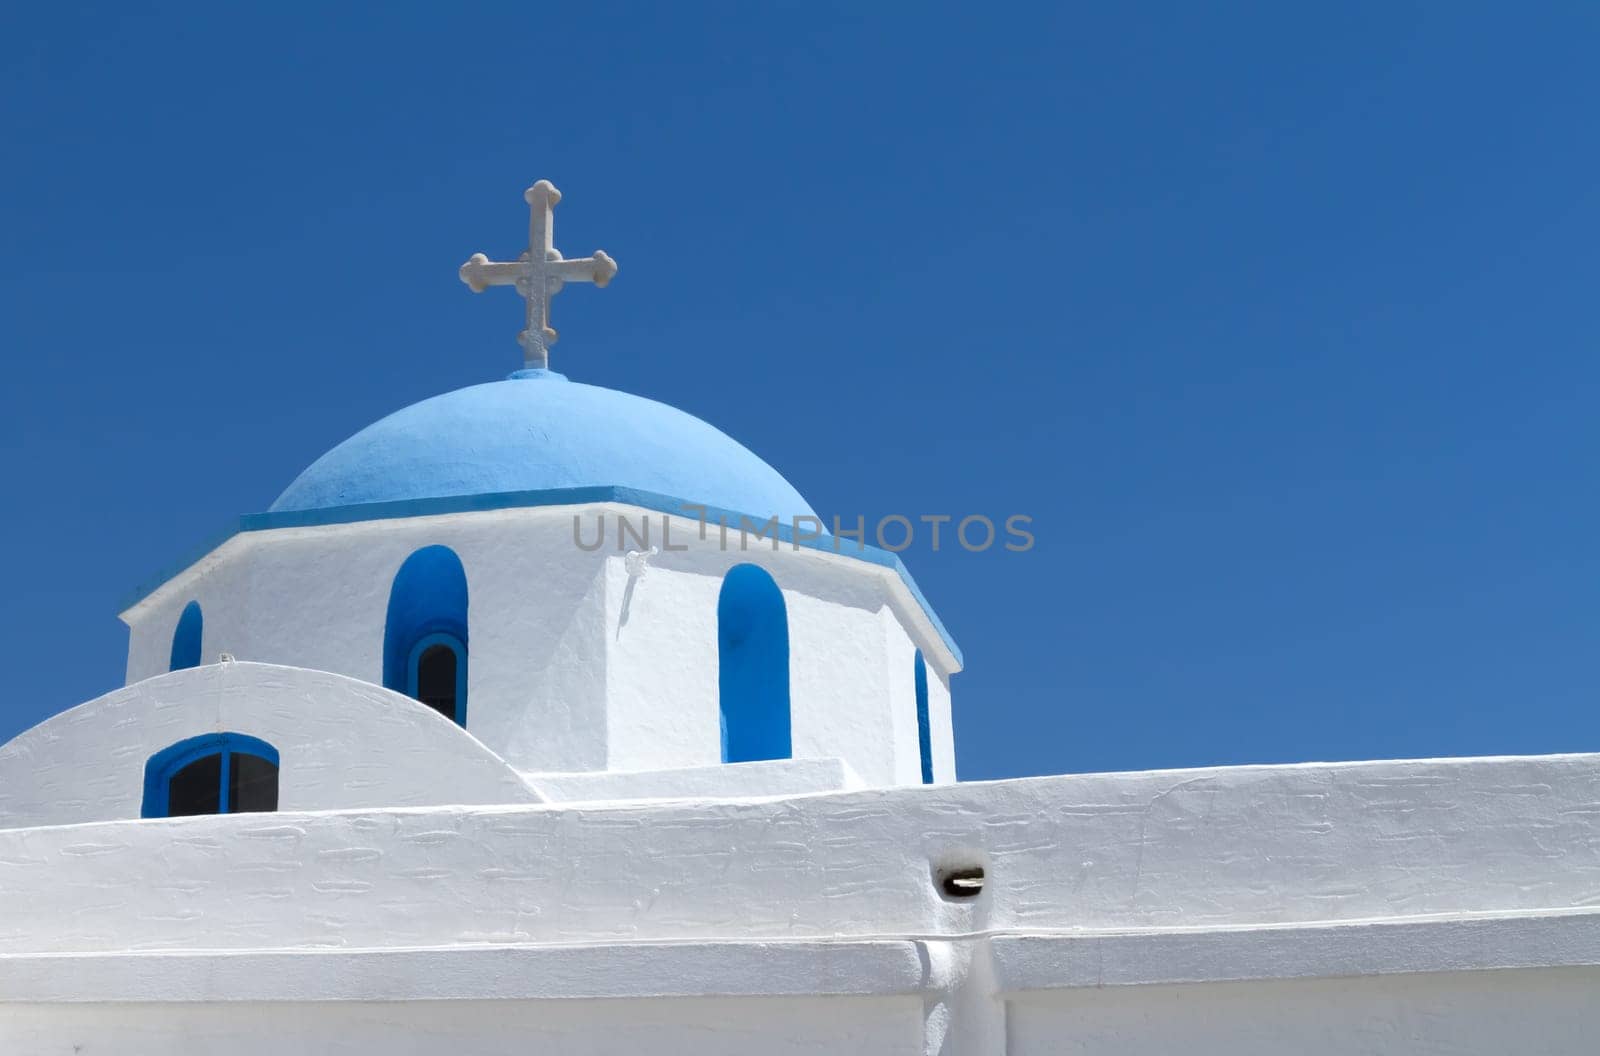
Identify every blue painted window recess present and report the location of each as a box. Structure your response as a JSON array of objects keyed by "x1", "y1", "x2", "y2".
[
  {"x1": 170, "y1": 600, "x2": 203, "y2": 671},
  {"x1": 914, "y1": 649, "x2": 934, "y2": 784},
  {"x1": 383, "y1": 545, "x2": 470, "y2": 725},
  {"x1": 142, "y1": 733, "x2": 280, "y2": 818},
  {"x1": 718, "y1": 563, "x2": 791, "y2": 763}
]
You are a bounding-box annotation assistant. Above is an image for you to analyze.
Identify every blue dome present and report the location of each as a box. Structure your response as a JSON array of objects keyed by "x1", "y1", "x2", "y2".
[{"x1": 270, "y1": 371, "x2": 817, "y2": 521}]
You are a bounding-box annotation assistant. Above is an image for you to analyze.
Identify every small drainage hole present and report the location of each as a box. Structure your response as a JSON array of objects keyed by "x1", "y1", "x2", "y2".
[{"x1": 939, "y1": 866, "x2": 985, "y2": 899}]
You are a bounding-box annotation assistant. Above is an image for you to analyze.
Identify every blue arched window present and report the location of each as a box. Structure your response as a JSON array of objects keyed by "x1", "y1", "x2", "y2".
[
  {"x1": 141, "y1": 733, "x2": 279, "y2": 818},
  {"x1": 384, "y1": 545, "x2": 469, "y2": 725},
  {"x1": 914, "y1": 649, "x2": 933, "y2": 784},
  {"x1": 170, "y1": 601, "x2": 203, "y2": 671},
  {"x1": 407, "y1": 632, "x2": 468, "y2": 721},
  {"x1": 718, "y1": 563, "x2": 791, "y2": 763}
]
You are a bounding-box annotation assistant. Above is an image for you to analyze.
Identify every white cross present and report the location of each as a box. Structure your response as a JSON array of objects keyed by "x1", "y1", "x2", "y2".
[{"x1": 459, "y1": 180, "x2": 618, "y2": 371}]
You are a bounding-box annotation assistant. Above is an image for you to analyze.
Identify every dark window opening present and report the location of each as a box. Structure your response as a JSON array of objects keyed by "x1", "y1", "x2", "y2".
[
  {"x1": 229, "y1": 751, "x2": 280, "y2": 813},
  {"x1": 166, "y1": 750, "x2": 278, "y2": 816},
  {"x1": 166, "y1": 752, "x2": 222, "y2": 816},
  {"x1": 142, "y1": 734, "x2": 280, "y2": 819},
  {"x1": 416, "y1": 643, "x2": 459, "y2": 721}
]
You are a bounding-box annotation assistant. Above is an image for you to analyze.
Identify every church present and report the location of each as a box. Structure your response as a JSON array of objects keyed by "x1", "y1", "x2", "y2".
[{"x1": 1, "y1": 182, "x2": 1596, "y2": 1054}]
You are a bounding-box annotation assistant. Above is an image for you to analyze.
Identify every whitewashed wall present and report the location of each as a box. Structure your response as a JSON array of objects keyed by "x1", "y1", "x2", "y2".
[
  {"x1": 0, "y1": 662, "x2": 537, "y2": 829},
  {"x1": 120, "y1": 504, "x2": 959, "y2": 784},
  {"x1": 600, "y1": 531, "x2": 938, "y2": 786},
  {"x1": 1005, "y1": 969, "x2": 1600, "y2": 1055},
  {"x1": 0, "y1": 996, "x2": 926, "y2": 1056},
  {"x1": 6, "y1": 753, "x2": 1600, "y2": 953},
  {"x1": 3, "y1": 754, "x2": 1600, "y2": 1053},
  {"x1": 4, "y1": 966, "x2": 1597, "y2": 1054},
  {"x1": 126, "y1": 512, "x2": 617, "y2": 773},
  {"x1": 524, "y1": 756, "x2": 865, "y2": 802},
  {"x1": 926, "y1": 663, "x2": 956, "y2": 782}
]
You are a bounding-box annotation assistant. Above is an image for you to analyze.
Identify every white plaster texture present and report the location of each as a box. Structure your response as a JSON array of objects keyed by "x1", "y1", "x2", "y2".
[
  {"x1": 0, "y1": 995, "x2": 925, "y2": 1056},
  {"x1": 3, "y1": 734, "x2": 1599, "y2": 1051},
  {"x1": 524, "y1": 756, "x2": 865, "y2": 802},
  {"x1": 1004, "y1": 968, "x2": 1600, "y2": 1055},
  {"x1": 5, "y1": 753, "x2": 1600, "y2": 954},
  {"x1": 0, "y1": 662, "x2": 537, "y2": 829},
  {"x1": 925, "y1": 661, "x2": 956, "y2": 782}
]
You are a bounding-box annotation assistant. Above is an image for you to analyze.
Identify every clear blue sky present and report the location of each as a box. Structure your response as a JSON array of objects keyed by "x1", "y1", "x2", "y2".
[{"x1": 2, "y1": 4, "x2": 1596, "y2": 779}]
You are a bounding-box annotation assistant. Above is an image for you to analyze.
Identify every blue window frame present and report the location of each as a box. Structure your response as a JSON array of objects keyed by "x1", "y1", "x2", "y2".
[
  {"x1": 914, "y1": 649, "x2": 933, "y2": 784},
  {"x1": 383, "y1": 545, "x2": 469, "y2": 726},
  {"x1": 141, "y1": 733, "x2": 280, "y2": 818},
  {"x1": 406, "y1": 631, "x2": 468, "y2": 725}
]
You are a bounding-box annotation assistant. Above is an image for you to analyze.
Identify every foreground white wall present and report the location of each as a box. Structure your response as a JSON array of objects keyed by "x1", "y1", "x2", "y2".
[
  {"x1": 0, "y1": 996, "x2": 925, "y2": 1056},
  {"x1": 5, "y1": 753, "x2": 1600, "y2": 952},
  {"x1": 4, "y1": 957, "x2": 1594, "y2": 1055},
  {"x1": 2, "y1": 753, "x2": 1599, "y2": 1053},
  {"x1": 1006, "y1": 969, "x2": 1600, "y2": 1055}
]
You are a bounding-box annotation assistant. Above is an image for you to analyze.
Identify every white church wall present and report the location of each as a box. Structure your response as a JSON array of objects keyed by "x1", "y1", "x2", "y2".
[
  {"x1": 0, "y1": 939, "x2": 928, "y2": 1003},
  {"x1": 1005, "y1": 969, "x2": 1600, "y2": 1055},
  {"x1": 6, "y1": 955, "x2": 1597, "y2": 1055},
  {"x1": 524, "y1": 756, "x2": 866, "y2": 802},
  {"x1": 460, "y1": 511, "x2": 613, "y2": 772},
  {"x1": 4, "y1": 753, "x2": 1600, "y2": 953},
  {"x1": 787, "y1": 586, "x2": 902, "y2": 787},
  {"x1": 926, "y1": 662, "x2": 957, "y2": 782},
  {"x1": 124, "y1": 543, "x2": 252, "y2": 684},
  {"x1": 873, "y1": 610, "x2": 957, "y2": 785},
  {"x1": 124, "y1": 510, "x2": 621, "y2": 774},
  {"x1": 121, "y1": 504, "x2": 956, "y2": 785},
  {"x1": 882, "y1": 611, "x2": 931, "y2": 786},
  {"x1": 124, "y1": 608, "x2": 165, "y2": 685},
  {"x1": 232, "y1": 519, "x2": 390, "y2": 684},
  {"x1": 125, "y1": 590, "x2": 182, "y2": 684},
  {"x1": 602, "y1": 551, "x2": 723, "y2": 772},
  {"x1": 598, "y1": 530, "x2": 927, "y2": 786},
  {"x1": 0, "y1": 996, "x2": 925, "y2": 1056},
  {"x1": 0, "y1": 662, "x2": 537, "y2": 829}
]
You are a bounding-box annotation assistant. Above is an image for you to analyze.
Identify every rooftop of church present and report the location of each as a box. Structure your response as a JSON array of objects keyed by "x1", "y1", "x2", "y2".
[{"x1": 271, "y1": 369, "x2": 817, "y2": 523}]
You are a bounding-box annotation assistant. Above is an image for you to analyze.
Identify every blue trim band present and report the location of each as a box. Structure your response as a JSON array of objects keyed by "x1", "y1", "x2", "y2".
[{"x1": 119, "y1": 487, "x2": 963, "y2": 666}]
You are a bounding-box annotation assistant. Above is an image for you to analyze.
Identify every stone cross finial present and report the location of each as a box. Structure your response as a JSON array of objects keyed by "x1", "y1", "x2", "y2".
[{"x1": 459, "y1": 180, "x2": 618, "y2": 370}]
